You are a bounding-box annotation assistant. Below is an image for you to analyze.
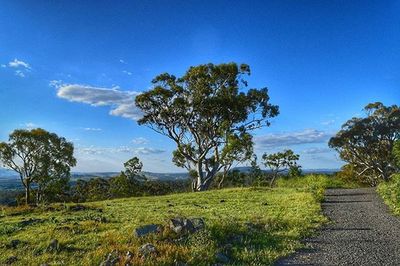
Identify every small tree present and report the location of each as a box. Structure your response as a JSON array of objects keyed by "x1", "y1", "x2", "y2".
[
  {"x1": 329, "y1": 102, "x2": 400, "y2": 185},
  {"x1": 135, "y1": 63, "x2": 279, "y2": 191},
  {"x1": 262, "y1": 149, "x2": 300, "y2": 187},
  {"x1": 124, "y1": 156, "x2": 145, "y2": 180},
  {"x1": 0, "y1": 128, "x2": 76, "y2": 205}
]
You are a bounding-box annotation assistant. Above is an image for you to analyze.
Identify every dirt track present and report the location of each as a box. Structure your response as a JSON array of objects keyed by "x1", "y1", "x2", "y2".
[{"x1": 276, "y1": 188, "x2": 400, "y2": 265}]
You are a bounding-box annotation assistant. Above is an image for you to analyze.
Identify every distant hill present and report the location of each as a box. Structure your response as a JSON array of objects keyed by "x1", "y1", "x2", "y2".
[
  {"x1": 0, "y1": 168, "x2": 18, "y2": 178},
  {"x1": 232, "y1": 167, "x2": 339, "y2": 175}
]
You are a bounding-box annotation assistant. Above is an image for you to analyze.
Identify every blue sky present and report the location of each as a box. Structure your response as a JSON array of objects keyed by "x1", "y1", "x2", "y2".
[{"x1": 0, "y1": 0, "x2": 399, "y2": 172}]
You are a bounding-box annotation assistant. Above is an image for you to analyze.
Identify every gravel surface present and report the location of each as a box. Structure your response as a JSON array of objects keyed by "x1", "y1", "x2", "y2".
[{"x1": 276, "y1": 188, "x2": 400, "y2": 265}]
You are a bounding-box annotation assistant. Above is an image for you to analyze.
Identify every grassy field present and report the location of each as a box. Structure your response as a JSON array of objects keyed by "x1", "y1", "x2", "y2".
[{"x1": 0, "y1": 178, "x2": 335, "y2": 265}]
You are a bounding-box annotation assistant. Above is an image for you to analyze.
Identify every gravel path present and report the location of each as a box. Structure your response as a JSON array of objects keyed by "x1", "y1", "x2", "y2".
[{"x1": 276, "y1": 188, "x2": 400, "y2": 265}]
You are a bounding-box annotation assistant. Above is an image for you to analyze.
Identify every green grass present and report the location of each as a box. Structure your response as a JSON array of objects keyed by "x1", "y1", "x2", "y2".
[
  {"x1": 0, "y1": 186, "x2": 327, "y2": 265},
  {"x1": 377, "y1": 174, "x2": 400, "y2": 215},
  {"x1": 277, "y1": 174, "x2": 356, "y2": 202}
]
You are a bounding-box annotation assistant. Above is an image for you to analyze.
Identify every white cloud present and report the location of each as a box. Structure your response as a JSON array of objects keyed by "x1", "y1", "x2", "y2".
[
  {"x1": 255, "y1": 129, "x2": 332, "y2": 148},
  {"x1": 122, "y1": 70, "x2": 132, "y2": 76},
  {"x1": 302, "y1": 147, "x2": 332, "y2": 155},
  {"x1": 6, "y1": 59, "x2": 31, "y2": 78},
  {"x1": 119, "y1": 59, "x2": 126, "y2": 64},
  {"x1": 132, "y1": 137, "x2": 149, "y2": 145},
  {"x1": 77, "y1": 146, "x2": 165, "y2": 155},
  {"x1": 15, "y1": 70, "x2": 25, "y2": 78},
  {"x1": 56, "y1": 83, "x2": 143, "y2": 121},
  {"x1": 9, "y1": 59, "x2": 31, "y2": 69},
  {"x1": 1, "y1": 64, "x2": 6, "y2": 68},
  {"x1": 83, "y1": 127, "x2": 102, "y2": 131},
  {"x1": 49, "y1": 80, "x2": 63, "y2": 88},
  {"x1": 134, "y1": 147, "x2": 165, "y2": 155}
]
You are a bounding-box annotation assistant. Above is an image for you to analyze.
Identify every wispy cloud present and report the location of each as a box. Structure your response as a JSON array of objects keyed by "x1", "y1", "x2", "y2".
[
  {"x1": 77, "y1": 146, "x2": 164, "y2": 155},
  {"x1": 83, "y1": 127, "x2": 102, "y2": 131},
  {"x1": 8, "y1": 59, "x2": 31, "y2": 69},
  {"x1": 132, "y1": 137, "x2": 149, "y2": 145},
  {"x1": 15, "y1": 70, "x2": 25, "y2": 78},
  {"x1": 56, "y1": 83, "x2": 143, "y2": 121},
  {"x1": 122, "y1": 70, "x2": 132, "y2": 76},
  {"x1": 301, "y1": 147, "x2": 332, "y2": 155},
  {"x1": 49, "y1": 80, "x2": 64, "y2": 88},
  {"x1": 255, "y1": 129, "x2": 332, "y2": 148},
  {"x1": 6, "y1": 58, "x2": 31, "y2": 78},
  {"x1": 119, "y1": 59, "x2": 126, "y2": 64}
]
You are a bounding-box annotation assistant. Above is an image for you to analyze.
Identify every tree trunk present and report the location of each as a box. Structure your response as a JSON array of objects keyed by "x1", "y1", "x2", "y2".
[
  {"x1": 269, "y1": 173, "x2": 278, "y2": 187},
  {"x1": 25, "y1": 183, "x2": 30, "y2": 205}
]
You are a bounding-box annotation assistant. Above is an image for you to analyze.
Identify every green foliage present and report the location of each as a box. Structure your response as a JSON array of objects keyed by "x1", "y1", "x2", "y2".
[
  {"x1": 334, "y1": 164, "x2": 366, "y2": 186},
  {"x1": 135, "y1": 63, "x2": 279, "y2": 191},
  {"x1": 329, "y1": 102, "x2": 400, "y2": 186},
  {"x1": 262, "y1": 149, "x2": 300, "y2": 187},
  {"x1": 394, "y1": 140, "x2": 400, "y2": 169},
  {"x1": 377, "y1": 174, "x2": 400, "y2": 215},
  {"x1": 124, "y1": 157, "x2": 144, "y2": 180},
  {"x1": 0, "y1": 187, "x2": 325, "y2": 265},
  {"x1": 287, "y1": 165, "x2": 302, "y2": 178}
]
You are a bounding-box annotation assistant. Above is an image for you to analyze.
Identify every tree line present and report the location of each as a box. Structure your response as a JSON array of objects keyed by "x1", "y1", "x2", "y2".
[{"x1": 0, "y1": 62, "x2": 399, "y2": 205}]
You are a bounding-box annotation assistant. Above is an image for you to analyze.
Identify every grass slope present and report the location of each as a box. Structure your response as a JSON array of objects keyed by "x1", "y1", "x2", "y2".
[{"x1": 0, "y1": 187, "x2": 326, "y2": 265}]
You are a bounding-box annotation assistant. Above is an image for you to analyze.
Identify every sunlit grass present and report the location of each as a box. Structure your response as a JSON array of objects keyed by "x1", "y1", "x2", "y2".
[{"x1": 0, "y1": 186, "x2": 327, "y2": 265}]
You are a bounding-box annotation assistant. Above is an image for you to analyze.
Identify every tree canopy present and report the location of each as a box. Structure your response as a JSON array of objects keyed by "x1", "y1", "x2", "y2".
[
  {"x1": 135, "y1": 63, "x2": 279, "y2": 191},
  {"x1": 0, "y1": 128, "x2": 76, "y2": 204},
  {"x1": 329, "y1": 102, "x2": 400, "y2": 186}
]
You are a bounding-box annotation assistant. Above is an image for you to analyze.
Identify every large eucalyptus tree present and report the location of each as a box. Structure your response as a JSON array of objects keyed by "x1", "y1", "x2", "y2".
[
  {"x1": 135, "y1": 63, "x2": 279, "y2": 191},
  {"x1": 329, "y1": 102, "x2": 400, "y2": 186}
]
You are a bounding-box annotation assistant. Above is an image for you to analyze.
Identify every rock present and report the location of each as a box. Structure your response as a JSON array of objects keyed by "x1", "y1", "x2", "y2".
[
  {"x1": 215, "y1": 252, "x2": 229, "y2": 264},
  {"x1": 191, "y1": 218, "x2": 205, "y2": 231},
  {"x1": 9, "y1": 239, "x2": 20, "y2": 248},
  {"x1": 138, "y1": 243, "x2": 157, "y2": 257},
  {"x1": 134, "y1": 224, "x2": 162, "y2": 237},
  {"x1": 47, "y1": 239, "x2": 59, "y2": 252},
  {"x1": 169, "y1": 218, "x2": 186, "y2": 234},
  {"x1": 169, "y1": 217, "x2": 205, "y2": 234},
  {"x1": 69, "y1": 204, "x2": 87, "y2": 211},
  {"x1": 100, "y1": 251, "x2": 120, "y2": 266},
  {"x1": 5, "y1": 256, "x2": 18, "y2": 264},
  {"x1": 19, "y1": 218, "x2": 42, "y2": 227}
]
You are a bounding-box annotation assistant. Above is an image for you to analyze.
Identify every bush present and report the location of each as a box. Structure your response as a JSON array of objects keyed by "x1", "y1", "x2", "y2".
[{"x1": 377, "y1": 174, "x2": 400, "y2": 214}]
